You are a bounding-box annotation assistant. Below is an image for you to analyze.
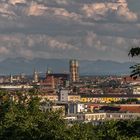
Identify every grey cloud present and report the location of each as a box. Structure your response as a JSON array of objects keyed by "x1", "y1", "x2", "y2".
[
  {"x1": 81, "y1": 0, "x2": 138, "y2": 22},
  {"x1": 0, "y1": 33, "x2": 79, "y2": 60},
  {"x1": 0, "y1": 0, "x2": 139, "y2": 62}
]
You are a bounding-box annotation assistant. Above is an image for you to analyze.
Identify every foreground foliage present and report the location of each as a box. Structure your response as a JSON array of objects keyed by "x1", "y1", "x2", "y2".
[
  {"x1": 129, "y1": 47, "x2": 140, "y2": 79},
  {"x1": 0, "y1": 92, "x2": 140, "y2": 140}
]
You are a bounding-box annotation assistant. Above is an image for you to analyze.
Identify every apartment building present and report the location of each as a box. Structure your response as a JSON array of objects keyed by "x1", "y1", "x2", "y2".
[{"x1": 77, "y1": 113, "x2": 140, "y2": 121}]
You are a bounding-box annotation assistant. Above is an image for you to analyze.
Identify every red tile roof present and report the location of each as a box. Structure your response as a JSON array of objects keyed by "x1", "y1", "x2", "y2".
[{"x1": 119, "y1": 105, "x2": 140, "y2": 113}]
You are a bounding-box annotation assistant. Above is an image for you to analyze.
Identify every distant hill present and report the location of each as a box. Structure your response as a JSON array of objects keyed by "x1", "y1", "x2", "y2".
[
  {"x1": 0, "y1": 58, "x2": 135, "y2": 75},
  {"x1": 80, "y1": 59, "x2": 134, "y2": 75}
]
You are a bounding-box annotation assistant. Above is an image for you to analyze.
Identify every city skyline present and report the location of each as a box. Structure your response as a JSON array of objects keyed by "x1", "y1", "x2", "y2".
[{"x1": 0, "y1": 0, "x2": 140, "y2": 62}]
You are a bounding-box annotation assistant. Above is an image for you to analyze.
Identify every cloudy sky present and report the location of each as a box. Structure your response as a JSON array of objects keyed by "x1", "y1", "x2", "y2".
[{"x1": 0, "y1": 0, "x2": 140, "y2": 62}]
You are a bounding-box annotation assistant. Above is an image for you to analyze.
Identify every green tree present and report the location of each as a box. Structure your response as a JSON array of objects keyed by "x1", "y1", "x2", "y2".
[
  {"x1": 129, "y1": 47, "x2": 140, "y2": 79},
  {"x1": 0, "y1": 92, "x2": 140, "y2": 140},
  {"x1": 129, "y1": 47, "x2": 140, "y2": 57},
  {"x1": 0, "y1": 94, "x2": 68, "y2": 140}
]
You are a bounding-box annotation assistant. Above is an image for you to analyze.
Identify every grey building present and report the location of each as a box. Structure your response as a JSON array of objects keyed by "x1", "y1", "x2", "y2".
[{"x1": 58, "y1": 89, "x2": 69, "y2": 102}]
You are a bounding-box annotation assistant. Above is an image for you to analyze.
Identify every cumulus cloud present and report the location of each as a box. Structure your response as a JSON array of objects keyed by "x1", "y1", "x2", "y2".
[
  {"x1": 52, "y1": 8, "x2": 80, "y2": 20},
  {"x1": 0, "y1": 3, "x2": 16, "y2": 19},
  {"x1": 23, "y1": 1, "x2": 81, "y2": 23},
  {"x1": 82, "y1": 31, "x2": 140, "y2": 61},
  {"x1": 0, "y1": 33, "x2": 79, "y2": 60},
  {"x1": 0, "y1": 47, "x2": 10, "y2": 55},
  {"x1": 81, "y1": 0, "x2": 138, "y2": 22},
  {"x1": 86, "y1": 32, "x2": 101, "y2": 48},
  {"x1": 116, "y1": 5, "x2": 138, "y2": 22},
  {"x1": 86, "y1": 32, "x2": 107, "y2": 51},
  {"x1": 0, "y1": 0, "x2": 139, "y2": 62},
  {"x1": 25, "y1": 2, "x2": 47, "y2": 16},
  {"x1": 8, "y1": 0, "x2": 26, "y2": 5},
  {"x1": 46, "y1": 37, "x2": 78, "y2": 50}
]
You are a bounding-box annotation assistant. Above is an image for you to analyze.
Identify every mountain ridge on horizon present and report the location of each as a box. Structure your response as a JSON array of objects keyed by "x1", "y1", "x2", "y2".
[
  {"x1": 0, "y1": 57, "x2": 135, "y2": 75},
  {"x1": 4, "y1": 57, "x2": 135, "y2": 63}
]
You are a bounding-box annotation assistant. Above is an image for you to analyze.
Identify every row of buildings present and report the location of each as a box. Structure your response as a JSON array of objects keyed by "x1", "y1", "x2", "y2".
[
  {"x1": 1, "y1": 59, "x2": 140, "y2": 96},
  {"x1": 37, "y1": 89, "x2": 140, "y2": 104},
  {"x1": 0, "y1": 59, "x2": 140, "y2": 123}
]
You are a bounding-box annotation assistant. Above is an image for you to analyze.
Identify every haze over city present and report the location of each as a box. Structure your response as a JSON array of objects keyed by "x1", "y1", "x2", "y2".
[{"x1": 0, "y1": 0, "x2": 140, "y2": 62}]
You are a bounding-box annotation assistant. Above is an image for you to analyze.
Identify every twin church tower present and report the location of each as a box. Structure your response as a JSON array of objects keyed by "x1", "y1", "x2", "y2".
[
  {"x1": 69, "y1": 59, "x2": 79, "y2": 82},
  {"x1": 33, "y1": 59, "x2": 79, "y2": 83}
]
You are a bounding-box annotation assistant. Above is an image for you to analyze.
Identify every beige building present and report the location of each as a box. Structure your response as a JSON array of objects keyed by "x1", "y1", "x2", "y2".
[
  {"x1": 68, "y1": 95, "x2": 81, "y2": 102},
  {"x1": 77, "y1": 113, "x2": 140, "y2": 121},
  {"x1": 38, "y1": 94, "x2": 58, "y2": 102},
  {"x1": 133, "y1": 85, "x2": 140, "y2": 94}
]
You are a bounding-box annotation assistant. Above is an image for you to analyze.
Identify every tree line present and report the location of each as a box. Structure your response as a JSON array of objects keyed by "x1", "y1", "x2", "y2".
[{"x1": 0, "y1": 91, "x2": 140, "y2": 140}]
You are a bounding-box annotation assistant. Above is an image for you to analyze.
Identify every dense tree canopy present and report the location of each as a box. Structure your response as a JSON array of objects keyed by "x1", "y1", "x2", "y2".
[
  {"x1": 0, "y1": 91, "x2": 140, "y2": 140},
  {"x1": 129, "y1": 47, "x2": 140, "y2": 57},
  {"x1": 129, "y1": 47, "x2": 140, "y2": 79}
]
